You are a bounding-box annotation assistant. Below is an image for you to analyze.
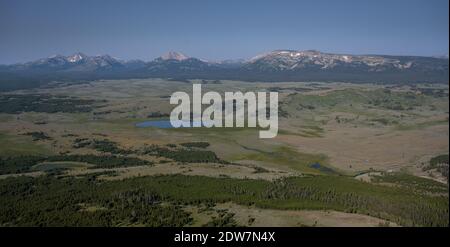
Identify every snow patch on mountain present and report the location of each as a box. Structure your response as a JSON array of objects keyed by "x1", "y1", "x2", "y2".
[
  {"x1": 67, "y1": 53, "x2": 85, "y2": 63},
  {"x1": 247, "y1": 50, "x2": 419, "y2": 71},
  {"x1": 159, "y1": 51, "x2": 189, "y2": 61}
]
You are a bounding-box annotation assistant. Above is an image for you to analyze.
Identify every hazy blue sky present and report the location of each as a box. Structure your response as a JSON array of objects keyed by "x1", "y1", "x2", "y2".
[{"x1": 1, "y1": 0, "x2": 448, "y2": 64}]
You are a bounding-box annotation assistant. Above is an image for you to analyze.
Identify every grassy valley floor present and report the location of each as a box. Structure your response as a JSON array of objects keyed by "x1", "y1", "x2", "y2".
[{"x1": 0, "y1": 79, "x2": 448, "y2": 226}]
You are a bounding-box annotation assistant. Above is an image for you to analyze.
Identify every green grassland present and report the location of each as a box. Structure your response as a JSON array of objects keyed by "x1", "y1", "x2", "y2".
[
  {"x1": 0, "y1": 79, "x2": 448, "y2": 227},
  {"x1": 0, "y1": 132, "x2": 52, "y2": 156},
  {"x1": 280, "y1": 87, "x2": 448, "y2": 129},
  {"x1": 231, "y1": 146, "x2": 332, "y2": 174}
]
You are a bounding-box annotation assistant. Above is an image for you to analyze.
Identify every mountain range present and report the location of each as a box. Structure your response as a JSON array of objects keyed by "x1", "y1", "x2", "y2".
[{"x1": 0, "y1": 50, "x2": 448, "y2": 91}]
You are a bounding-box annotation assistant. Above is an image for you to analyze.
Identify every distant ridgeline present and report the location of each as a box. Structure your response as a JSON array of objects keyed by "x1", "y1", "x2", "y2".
[{"x1": 0, "y1": 50, "x2": 448, "y2": 91}]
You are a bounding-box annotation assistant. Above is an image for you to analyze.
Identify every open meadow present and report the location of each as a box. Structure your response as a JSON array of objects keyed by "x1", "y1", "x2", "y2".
[{"x1": 0, "y1": 79, "x2": 448, "y2": 226}]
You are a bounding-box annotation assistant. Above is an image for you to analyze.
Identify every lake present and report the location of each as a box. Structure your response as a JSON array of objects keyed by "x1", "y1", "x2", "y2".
[
  {"x1": 135, "y1": 120, "x2": 174, "y2": 128},
  {"x1": 310, "y1": 162, "x2": 336, "y2": 174}
]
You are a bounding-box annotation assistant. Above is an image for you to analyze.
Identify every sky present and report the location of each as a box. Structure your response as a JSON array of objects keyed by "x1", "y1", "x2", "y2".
[{"x1": 0, "y1": 0, "x2": 448, "y2": 64}]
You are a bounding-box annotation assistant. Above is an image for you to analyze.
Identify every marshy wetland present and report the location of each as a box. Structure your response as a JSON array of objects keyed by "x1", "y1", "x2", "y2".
[{"x1": 0, "y1": 79, "x2": 448, "y2": 226}]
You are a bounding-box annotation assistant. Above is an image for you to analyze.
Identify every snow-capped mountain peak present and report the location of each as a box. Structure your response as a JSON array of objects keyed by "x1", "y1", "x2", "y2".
[
  {"x1": 67, "y1": 52, "x2": 87, "y2": 63},
  {"x1": 246, "y1": 49, "x2": 423, "y2": 71},
  {"x1": 159, "y1": 51, "x2": 189, "y2": 61},
  {"x1": 1, "y1": 50, "x2": 447, "y2": 87}
]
